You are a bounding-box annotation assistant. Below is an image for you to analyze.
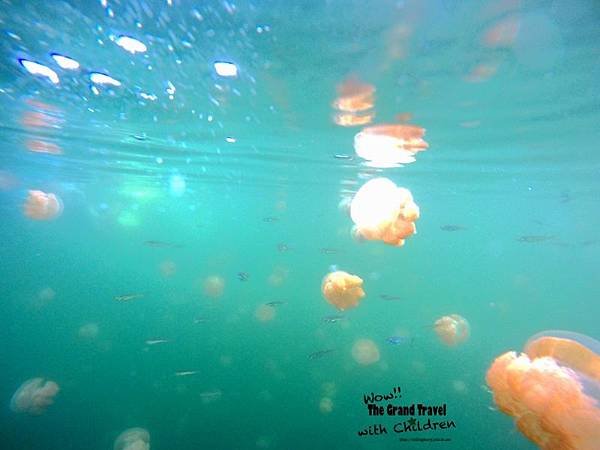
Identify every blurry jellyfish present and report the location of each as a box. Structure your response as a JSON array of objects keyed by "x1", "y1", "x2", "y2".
[
  {"x1": 486, "y1": 330, "x2": 600, "y2": 449},
  {"x1": 25, "y1": 139, "x2": 63, "y2": 155},
  {"x1": 10, "y1": 378, "x2": 60, "y2": 415},
  {"x1": 451, "y1": 380, "x2": 467, "y2": 394},
  {"x1": 267, "y1": 266, "x2": 289, "y2": 287},
  {"x1": 159, "y1": 260, "x2": 177, "y2": 278},
  {"x1": 78, "y1": 322, "x2": 99, "y2": 339},
  {"x1": 113, "y1": 428, "x2": 150, "y2": 450},
  {"x1": 321, "y1": 271, "x2": 365, "y2": 311},
  {"x1": 350, "y1": 178, "x2": 419, "y2": 247},
  {"x1": 319, "y1": 396, "x2": 334, "y2": 414},
  {"x1": 38, "y1": 287, "x2": 56, "y2": 302},
  {"x1": 255, "y1": 304, "x2": 276, "y2": 322},
  {"x1": 352, "y1": 339, "x2": 380, "y2": 366},
  {"x1": 482, "y1": 16, "x2": 520, "y2": 48},
  {"x1": 332, "y1": 78, "x2": 375, "y2": 127},
  {"x1": 23, "y1": 190, "x2": 63, "y2": 220},
  {"x1": 434, "y1": 314, "x2": 470, "y2": 346},
  {"x1": 203, "y1": 275, "x2": 225, "y2": 298},
  {"x1": 354, "y1": 124, "x2": 428, "y2": 168}
]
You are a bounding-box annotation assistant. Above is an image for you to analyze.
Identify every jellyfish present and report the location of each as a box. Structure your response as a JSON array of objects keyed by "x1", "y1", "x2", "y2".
[
  {"x1": 78, "y1": 322, "x2": 99, "y2": 339},
  {"x1": 23, "y1": 190, "x2": 63, "y2": 220},
  {"x1": 486, "y1": 331, "x2": 600, "y2": 450},
  {"x1": 10, "y1": 378, "x2": 60, "y2": 415},
  {"x1": 354, "y1": 124, "x2": 428, "y2": 168},
  {"x1": 114, "y1": 428, "x2": 150, "y2": 450},
  {"x1": 159, "y1": 260, "x2": 177, "y2": 278},
  {"x1": 321, "y1": 271, "x2": 365, "y2": 311},
  {"x1": 350, "y1": 178, "x2": 420, "y2": 247},
  {"x1": 352, "y1": 339, "x2": 380, "y2": 366},
  {"x1": 319, "y1": 397, "x2": 334, "y2": 414},
  {"x1": 255, "y1": 304, "x2": 276, "y2": 322},
  {"x1": 202, "y1": 275, "x2": 225, "y2": 298},
  {"x1": 332, "y1": 78, "x2": 375, "y2": 127},
  {"x1": 434, "y1": 314, "x2": 470, "y2": 346}
]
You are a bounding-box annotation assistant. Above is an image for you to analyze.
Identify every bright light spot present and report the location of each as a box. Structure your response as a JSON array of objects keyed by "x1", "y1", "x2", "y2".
[
  {"x1": 350, "y1": 178, "x2": 401, "y2": 229},
  {"x1": 166, "y1": 80, "x2": 176, "y2": 95},
  {"x1": 90, "y1": 72, "x2": 121, "y2": 87},
  {"x1": 116, "y1": 35, "x2": 147, "y2": 54},
  {"x1": 140, "y1": 92, "x2": 157, "y2": 101},
  {"x1": 225, "y1": 137, "x2": 236, "y2": 143},
  {"x1": 169, "y1": 174, "x2": 186, "y2": 196},
  {"x1": 51, "y1": 53, "x2": 80, "y2": 70},
  {"x1": 214, "y1": 61, "x2": 238, "y2": 77},
  {"x1": 156, "y1": 157, "x2": 163, "y2": 164},
  {"x1": 19, "y1": 59, "x2": 59, "y2": 84}
]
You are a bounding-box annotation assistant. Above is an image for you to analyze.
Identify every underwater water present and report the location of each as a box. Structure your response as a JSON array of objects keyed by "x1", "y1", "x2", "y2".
[{"x1": 1, "y1": 0, "x2": 600, "y2": 449}]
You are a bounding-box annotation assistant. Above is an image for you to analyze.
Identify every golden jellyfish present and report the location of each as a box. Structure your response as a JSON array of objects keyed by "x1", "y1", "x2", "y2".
[
  {"x1": 202, "y1": 275, "x2": 225, "y2": 298},
  {"x1": 434, "y1": 314, "x2": 470, "y2": 346},
  {"x1": 332, "y1": 77, "x2": 375, "y2": 127},
  {"x1": 352, "y1": 338, "x2": 380, "y2": 366},
  {"x1": 354, "y1": 124, "x2": 428, "y2": 168},
  {"x1": 321, "y1": 271, "x2": 365, "y2": 311},
  {"x1": 10, "y1": 378, "x2": 60, "y2": 415},
  {"x1": 486, "y1": 330, "x2": 600, "y2": 450},
  {"x1": 114, "y1": 428, "x2": 150, "y2": 450},
  {"x1": 255, "y1": 304, "x2": 276, "y2": 322},
  {"x1": 23, "y1": 190, "x2": 63, "y2": 220},
  {"x1": 350, "y1": 178, "x2": 419, "y2": 247}
]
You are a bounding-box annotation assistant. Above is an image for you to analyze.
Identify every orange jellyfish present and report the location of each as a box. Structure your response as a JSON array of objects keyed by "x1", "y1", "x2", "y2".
[
  {"x1": 351, "y1": 338, "x2": 380, "y2": 365},
  {"x1": 434, "y1": 314, "x2": 470, "y2": 346},
  {"x1": 23, "y1": 190, "x2": 63, "y2": 220},
  {"x1": 486, "y1": 330, "x2": 600, "y2": 450},
  {"x1": 10, "y1": 378, "x2": 60, "y2": 415},
  {"x1": 350, "y1": 178, "x2": 420, "y2": 247},
  {"x1": 202, "y1": 275, "x2": 225, "y2": 298},
  {"x1": 321, "y1": 271, "x2": 365, "y2": 311},
  {"x1": 354, "y1": 123, "x2": 428, "y2": 167},
  {"x1": 113, "y1": 428, "x2": 150, "y2": 450},
  {"x1": 332, "y1": 77, "x2": 375, "y2": 127}
]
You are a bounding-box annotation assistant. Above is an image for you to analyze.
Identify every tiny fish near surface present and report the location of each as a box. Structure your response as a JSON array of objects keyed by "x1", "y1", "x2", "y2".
[
  {"x1": 516, "y1": 235, "x2": 555, "y2": 243},
  {"x1": 386, "y1": 336, "x2": 414, "y2": 346},
  {"x1": 440, "y1": 225, "x2": 466, "y2": 232},
  {"x1": 322, "y1": 315, "x2": 346, "y2": 323},
  {"x1": 114, "y1": 293, "x2": 144, "y2": 302},
  {"x1": 308, "y1": 349, "x2": 336, "y2": 360}
]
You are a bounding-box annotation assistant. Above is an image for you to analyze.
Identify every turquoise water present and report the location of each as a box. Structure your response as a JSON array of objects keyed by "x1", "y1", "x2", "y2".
[{"x1": 1, "y1": 0, "x2": 600, "y2": 449}]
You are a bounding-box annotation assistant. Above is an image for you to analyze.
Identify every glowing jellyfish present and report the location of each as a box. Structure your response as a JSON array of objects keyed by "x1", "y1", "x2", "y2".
[
  {"x1": 255, "y1": 304, "x2": 276, "y2": 322},
  {"x1": 23, "y1": 190, "x2": 63, "y2": 220},
  {"x1": 203, "y1": 275, "x2": 225, "y2": 298},
  {"x1": 486, "y1": 331, "x2": 600, "y2": 450},
  {"x1": 321, "y1": 271, "x2": 365, "y2": 311},
  {"x1": 434, "y1": 314, "x2": 470, "y2": 346},
  {"x1": 354, "y1": 124, "x2": 428, "y2": 168},
  {"x1": 350, "y1": 178, "x2": 419, "y2": 247},
  {"x1": 352, "y1": 339, "x2": 380, "y2": 366},
  {"x1": 319, "y1": 397, "x2": 334, "y2": 414},
  {"x1": 114, "y1": 428, "x2": 150, "y2": 450},
  {"x1": 10, "y1": 378, "x2": 60, "y2": 415}
]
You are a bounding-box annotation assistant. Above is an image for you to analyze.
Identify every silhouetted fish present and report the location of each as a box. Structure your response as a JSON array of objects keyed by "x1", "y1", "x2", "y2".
[
  {"x1": 145, "y1": 339, "x2": 170, "y2": 345},
  {"x1": 265, "y1": 301, "x2": 286, "y2": 307},
  {"x1": 322, "y1": 315, "x2": 346, "y2": 323},
  {"x1": 385, "y1": 336, "x2": 414, "y2": 346},
  {"x1": 114, "y1": 293, "x2": 144, "y2": 302},
  {"x1": 308, "y1": 349, "x2": 336, "y2": 360},
  {"x1": 516, "y1": 235, "x2": 555, "y2": 243},
  {"x1": 440, "y1": 225, "x2": 466, "y2": 232},
  {"x1": 333, "y1": 154, "x2": 353, "y2": 160},
  {"x1": 174, "y1": 371, "x2": 198, "y2": 377},
  {"x1": 193, "y1": 316, "x2": 209, "y2": 324},
  {"x1": 262, "y1": 216, "x2": 279, "y2": 223},
  {"x1": 320, "y1": 248, "x2": 340, "y2": 255},
  {"x1": 277, "y1": 243, "x2": 290, "y2": 252},
  {"x1": 380, "y1": 294, "x2": 402, "y2": 301},
  {"x1": 237, "y1": 272, "x2": 249, "y2": 281}
]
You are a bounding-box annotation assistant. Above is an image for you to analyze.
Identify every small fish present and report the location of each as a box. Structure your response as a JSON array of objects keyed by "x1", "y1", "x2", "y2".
[
  {"x1": 174, "y1": 371, "x2": 198, "y2": 377},
  {"x1": 320, "y1": 248, "x2": 339, "y2": 255},
  {"x1": 308, "y1": 349, "x2": 336, "y2": 360},
  {"x1": 114, "y1": 293, "x2": 144, "y2": 302},
  {"x1": 277, "y1": 243, "x2": 290, "y2": 252},
  {"x1": 193, "y1": 316, "x2": 209, "y2": 324},
  {"x1": 237, "y1": 272, "x2": 249, "y2": 281},
  {"x1": 440, "y1": 225, "x2": 466, "y2": 232},
  {"x1": 380, "y1": 294, "x2": 402, "y2": 301},
  {"x1": 322, "y1": 315, "x2": 346, "y2": 323},
  {"x1": 516, "y1": 235, "x2": 555, "y2": 243},
  {"x1": 143, "y1": 240, "x2": 182, "y2": 248},
  {"x1": 333, "y1": 154, "x2": 353, "y2": 160},
  {"x1": 145, "y1": 339, "x2": 170, "y2": 345},
  {"x1": 385, "y1": 336, "x2": 414, "y2": 346},
  {"x1": 262, "y1": 216, "x2": 279, "y2": 223},
  {"x1": 265, "y1": 301, "x2": 286, "y2": 307}
]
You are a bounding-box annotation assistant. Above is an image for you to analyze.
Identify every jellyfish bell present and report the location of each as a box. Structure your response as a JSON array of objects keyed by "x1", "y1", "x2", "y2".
[
  {"x1": 114, "y1": 428, "x2": 150, "y2": 450},
  {"x1": 434, "y1": 314, "x2": 470, "y2": 346},
  {"x1": 321, "y1": 271, "x2": 365, "y2": 311},
  {"x1": 319, "y1": 396, "x2": 334, "y2": 414},
  {"x1": 10, "y1": 378, "x2": 60, "y2": 415},
  {"x1": 23, "y1": 190, "x2": 63, "y2": 220},
  {"x1": 352, "y1": 338, "x2": 380, "y2": 365},
  {"x1": 202, "y1": 275, "x2": 225, "y2": 298}
]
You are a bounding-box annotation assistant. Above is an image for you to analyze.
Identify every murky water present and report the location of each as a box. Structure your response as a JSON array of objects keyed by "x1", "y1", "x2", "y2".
[{"x1": 1, "y1": 1, "x2": 599, "y2": 449}]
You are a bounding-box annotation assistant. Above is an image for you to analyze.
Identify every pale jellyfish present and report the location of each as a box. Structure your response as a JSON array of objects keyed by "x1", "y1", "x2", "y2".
[
  {"x1": 114, "y1": 428, "x2": 150, "y2": 450},
  {"x1": 78, "y1": 323, "x2": 99, "y2": 339},
  {"x1": 202, "y1": 275, "x2": 225, "y2": 298},
  {"x1": 23, "y1": 190, "x2": 63, "y2": 220},
  {"x1": 255, "y1": 304, "x2": 276, "y2": 322},
  {"x1": 352, "y1": 339, "x2": 380, "y2": 366},
  {"x1": 10, "y1": 378, "x2": 60, "y2": 415},
  {"x1": 267, "y1": 266, "x2": 289, "y2": 287},
  {"x1": 319, "y1": 396, "x2": 334, "y2": 414},
  {"x1": 159, "y1": 260, "x2": 177, "y2": 278},
  {"x1": 434, "y1": 314, "x2": 470, "y2": 346},
  {"x1": 38, "y1": 287, "x2": 56, "y2": 302},
  {"x1": 486, "y1": 330, "x2": 600, "y2": 450},
  {"x1": 321, "y1": 271, "x2": 365, "y2": 311}
]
